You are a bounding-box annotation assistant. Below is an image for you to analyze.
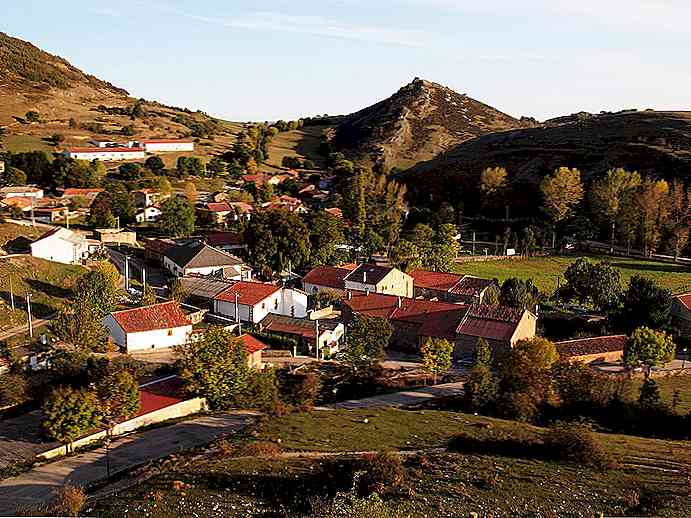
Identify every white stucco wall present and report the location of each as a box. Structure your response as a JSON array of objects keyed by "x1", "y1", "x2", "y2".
[
  {"x1": 213, "y1": 288, "x2": 306, "y2": 323},
  {"x1": 30, "y1": 236, "x2": 86, "y2": 264},
  {"x1": 124, "y1": 326, "x2": 192, "y2": 352},
  {"x1": 66, "y1": 150, "x2": 146, "y2": 161},
  {"x1": 144, "y1": 142, "x2": 194, "y2": 152},
  {"x1": 281, "y1": 289, "x2": 308, "y2": 318}
]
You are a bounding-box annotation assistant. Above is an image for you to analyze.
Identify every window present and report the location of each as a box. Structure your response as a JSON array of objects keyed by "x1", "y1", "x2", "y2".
[
  {"x1": 261, "y1": 302, "x2": 266, "y2": 309},
  {"x1": 274, "y1": 298, "x2": 279, "y2": 310},
  {"x1": 167, "y1": 329, "x2": 173, "y2": 336}
]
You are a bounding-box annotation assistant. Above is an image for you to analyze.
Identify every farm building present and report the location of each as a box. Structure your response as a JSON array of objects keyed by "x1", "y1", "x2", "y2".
[
  {"x1": 30, "y1": 227, "x2": 88, "y2": 264},
  {"x1": 63, "y1": 147, "x2": 146, "y2": 161}
]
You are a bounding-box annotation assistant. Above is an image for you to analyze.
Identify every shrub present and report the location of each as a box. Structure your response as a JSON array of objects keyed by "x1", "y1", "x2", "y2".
[
  {"x1": 50, "y1": 484, "x2": 85, "y2": 516},
  {"x1": 447, "y1": 431, "x2": 542, "y2": 458},
  {"x1": 239, "y1": 441, "x2": 283, "y2": 459},
  {"x1": 542, "y1": 423, "x2": 613, "y2": 470},
  {"x1": 295, "y1": 372, "x2": 321, "y2": 411},
  {"x1": 358, "y1": 451, "x2": 405, "y2": 495}
]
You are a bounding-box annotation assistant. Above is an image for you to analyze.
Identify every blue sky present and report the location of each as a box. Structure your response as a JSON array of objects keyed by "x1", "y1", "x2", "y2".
[{"x1": 4, "y1": 1, "x2": 691, "y2": 121}]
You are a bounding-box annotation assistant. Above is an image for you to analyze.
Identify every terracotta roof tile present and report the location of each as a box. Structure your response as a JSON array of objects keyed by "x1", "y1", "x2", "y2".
[
  {"x1": 240, "y1": 334, "x2": 268, "y2": 354},
  {"x1": 110, "y1": 301, "x2": 191, "y2": 333},
  {"x1": 409, "y1": 269, "x2": 462, "y2": 291},
  {"x1": 206, "y1": 202, "x2": 232, "y2": 212},
  {"x1": 215, "y1": 281, "x2": 281, "y2": 306},
  {"x1": 450, "y1": 276, "x2": 495, "y2": 296},
  {"x1": 555, "y1": 335, "x2": 627, "y2": 358},
  {"x1": 675, "y1": 292, "x2": 691, "y2": 312},
  {"x1": 302, "y1": 266, "x2": 351, "y2": 290},
  {"x1": 456, "y1": 304, "x2": 526, "y2": 342}
]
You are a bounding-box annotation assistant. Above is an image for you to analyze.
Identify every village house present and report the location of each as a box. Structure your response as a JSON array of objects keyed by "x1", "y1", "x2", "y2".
[
  {"x1": 163, "y1": 243, "x2": 251, "y2": 280},
  {"x1": 60, "y1": 188, "x2": 104, "y2": 206},
  {"x1": 135, "y1": 206, "x2": 162, "y2": 223},
  {"x1": 555, "y1": 335, "x2": 626, "y2": 364},
  {"x1": 30, "y1": 227, "x2": 89, "y2": 264},
  {"x1": 177, "y1": 276, "x2": 235, "y2": 309},
  {"x1": 212, "y1": 281, "x2": 308, "y2": 324},
  {"x1": 227, "y1": 202, "x2": 254, "y2": 221},
  {"x1": 259, "y1": 313, "x2": 344, "y2": 358},
  {"x1": 33, "y1": 206, "x2": 69, "y2": 224},
  {"x1": 409, "y1": 269, "x2": 496, "y2": 304},
  {"x1": 241, "y1": 173, "x2": 283, "y2": 187},
  {"x1": 672, "y1": 292, "x2": 691, "y2": 338},
  {"x1": 205, "y1": 231, "x2": 246, "y2": 253},
  {"x1": 341, "y1": 292, "x2": 536, "y2": 358},
  {"x1": 133, "y1": 188, "x2": 165, "y2": 208},
  {"x1": 0, "y1": 196, "x2": 34, "y2": 214},
  {"x1": 343, "y1": 264, "x2": 414, "y2": 298},
  {"x1": 94, "y1": 228, "x2": 137, "y2": 247},
  {"x1": 0, "y1": 186, "x2": 43, "y2": 199},
  {"x1": 131, "y1": 139, "x2": 194, "y2": 152},
  {"x1": 240, "y1": 334, "x2": 268, "y2": 369},
  {"x1": 103, "y1": 301, "x2": 192, "y2": 353},
  {"x1": 202, "y1": 202, "x2": 233, "y2": 224},
  {"x1": 63, "y1": 146, "x2": 146, "y2": 161},
  {"x1": 302, "y1": 265, "x2": 356, "y2": 296}
]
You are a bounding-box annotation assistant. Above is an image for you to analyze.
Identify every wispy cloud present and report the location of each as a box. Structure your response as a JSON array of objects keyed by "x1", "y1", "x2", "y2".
[{"x1": 139, "y1": 3, "x2": 428, "y2": 48}]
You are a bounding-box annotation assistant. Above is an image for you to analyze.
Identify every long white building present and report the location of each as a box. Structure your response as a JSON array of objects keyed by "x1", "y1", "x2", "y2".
[
  {"x1": 64, "y1": 147, "x2": 146, "y2": 161},
  {"x1": 138, "y1": 139, "x2": 194, "y2": 152}
]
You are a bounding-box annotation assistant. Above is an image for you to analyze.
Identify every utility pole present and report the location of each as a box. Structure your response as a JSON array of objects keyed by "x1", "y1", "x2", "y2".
[
  {"x1": 30, "y1": 198, "x2": 35, "y2": 227},
  {"x1": 9, "y1": 277, "x2": 14, "y2": 312},
  {"x1": 235, "y1": 291, "x2": 241, "y2": 335},
  {"x1": 472, "y1": 232, "x2": 476, "y2": 256},
  {"x1": 124, "y1": 255, "x2": 130, "y2": 292},
  {"x1": 65, "y1": 208, "x2": 69, "y2": 229},
  {"x1": 142, "y1": 267, "x2": 147, "y2": 294},
  {"x1": 26, "y1": 293, "x2": 33, "y2": 338},
  {"x1": 315, "y1": 320, "x2": 320, "y2": 360}
]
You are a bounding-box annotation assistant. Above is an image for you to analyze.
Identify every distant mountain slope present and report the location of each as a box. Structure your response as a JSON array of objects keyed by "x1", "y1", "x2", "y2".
[
  {"x1": 330, "y1": 78, "x2": 527, "y2": 170},
  {"x1": 401, "y1": 110, "x2": 691, "y2": 208},
  {"x1": 0, "y1": 32, "x2": 239, "y2": 161}
]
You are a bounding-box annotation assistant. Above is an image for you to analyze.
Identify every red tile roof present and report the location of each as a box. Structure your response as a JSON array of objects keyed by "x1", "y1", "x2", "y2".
[
  {"x1": 324, "y1": 207, "x2": 343, "y2": 218},
  {"x1": 110, "y1": 301, "x2": 191, "y2": 333},
  {"x1": 344, "y1": 264, "x2": 397, "y2": 285},
  {"x1": 343, "y1": 292, "x2": 467, "y2": 339},
  {"x1": 67, "y1": 147, "x2": 145, "y2": 153},
  {"x1": 456, "y1": 304, "x2": 526, "y2": 342},
  {"x1": 206, "y1": 231, "x2": 244, "y2": 247},
  {"x1": 137, "y1": 376, "x2": 185, "y2": 416},
  {"x1": 240, "y1": 334, "x2": 268, "y2": 354},
  {"x1": 206, "y1": 202, "x2": 232, "y2": 212},
  {"x1": 675, "y1": 292, "x2": 691, "y2": 312},
  {"x1": 62, "y1": 188, "x2": 104, "y2": 196},
  {"x1": 409, "y1": 269, "x2": 462, "y2": 292},
  {"x1": 215, "y1": 281, "x2": 281, "y2": 306},
  {"x1": 450, "y1": 276, "x2": 495, "y2": 296},
  {"x1": 555, "y1": 335, "x2": 627, "y2": 358},
  {"x1": 302, "y1": 266, "x2": 351, "y2": 290}
]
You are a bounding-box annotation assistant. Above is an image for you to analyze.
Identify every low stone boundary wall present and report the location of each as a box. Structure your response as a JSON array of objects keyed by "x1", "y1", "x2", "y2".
[{"x1": 37, "y1": 397, "x2": 207, "y2": 460}]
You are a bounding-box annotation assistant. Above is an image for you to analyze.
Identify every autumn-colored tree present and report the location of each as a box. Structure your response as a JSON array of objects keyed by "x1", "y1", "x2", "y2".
[
  {"x1": 140, "y1": 284, "x2": 157, "y2": 306},
  {"x1": 540, "y1": 167, "x2": 583, "y2": 247},
  {"x1": 637, "y1": 178, "x2": 669, "y2": 256},
  {"x1": 183, "y1": 181, "x2": 198, "y2": 201},
  {"x1": 343, "y1": 315, "x2": 392, "y2": 376},
  {"x1": 480, "y1": 166, "x2": 508, "y2": 208},
  {"x1": 590, "y1": 168, "x2": 641, "y2": 252},
  {"x1": 95, "y1": 369, "x2": 140, "y2": 433},
  {"x1": 464, "y1": 338, "x2": 497, "y2": 411},
  {"x1": 421, "y1": 338, "x2": 453, "y2": 385},
  {"x1": 540, "y1": 167, "x2": 584, "y2": 223},
  {"x1": 157, "y1": 176, "x2": 172, "y2": 195},
  {"x1": 664, "y1": 179, "x2": 689, "y2": 260}
]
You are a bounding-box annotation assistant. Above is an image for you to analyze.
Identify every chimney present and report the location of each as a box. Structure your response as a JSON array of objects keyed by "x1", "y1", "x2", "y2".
[
  {"x1": 362, "y1": 270, "x2": 367, "y2": 284},
  {"x1": 366, "y1": 289, "x2": 370, "y2": 296},
  {"x1": 397, "y1": 296, "x2": 402, "y2": 308},
  {"x1": 347, "y1": 290, "x2": 352, "y2": 300}
]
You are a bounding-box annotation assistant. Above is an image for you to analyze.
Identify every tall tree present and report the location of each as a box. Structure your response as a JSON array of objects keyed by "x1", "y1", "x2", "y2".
[
  {"x1": 390, "y1": 239, "x2": 421, "y2": 272},
  {"x1": 464, "y1": 338, "x2": 497, "y2": 411},
  {"x1": 664, "y1": 179, "x2": 690, "y2": 260},
  {"x1": 499, "y1": 278, "x2": 540, "y2": 310},
  {"x1": 343, "y1": 315, "x2": 392, "y2": 376},
  {"x1": 540, "y1": 167, "x2": 584, "y2": 246},
  {"x1": 175, "y1": 327, "x2": 251, "y2": 409},
  {"x1": 42, "y1": 387, "x2": 100, "y2": 453},
  {"x1": 637, "y1": 178, "x2": 669, "y2": 256},
  {"x1": 590, "y1": 168, "x2": 641, "y2": 252},
  {"x1": 244, "y1": 209, "x2": 310, "y2": 275},
  {"x1": 95, "y1": 369, "x2": 140, "y2": 433},
  {"x1": 624, "y1": 327, "x2": 675, "y2": 376},
  {"x1": 619, "y1": 275, "x2": 672, "y2": 331},
  {"x1": 159, "y1": 196, "x2": 195, "y2": 237},
  {"x1": 307, "y1": 211, "x2": 345, "y2": 267},
  {"x1": 421, "y1": 338, "x2": 453, "y2": 385}
]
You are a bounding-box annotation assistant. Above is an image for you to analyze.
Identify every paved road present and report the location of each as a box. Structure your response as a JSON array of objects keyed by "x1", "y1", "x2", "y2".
[
  {"x1": 326, "y1": 381, "x2": 465, "y2": 409},
  {"x1": 0, "y1": 412, "x2": 257, "y2": 515}
]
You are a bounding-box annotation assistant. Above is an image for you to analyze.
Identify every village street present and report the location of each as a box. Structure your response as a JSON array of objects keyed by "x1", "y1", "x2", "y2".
[{"x1": 0, "y1": 381, "x2": 466, "y2": 514}]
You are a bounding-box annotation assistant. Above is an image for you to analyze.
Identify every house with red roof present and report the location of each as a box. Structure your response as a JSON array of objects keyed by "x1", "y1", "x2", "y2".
[
  {"x1": 302, "y1": 265, "x2": 356, "y2": 296},
  {"x1": 341, "y1": 292, "x2": 536, "y2": 357},
  {"x1": 103, "y1": 301, "x2": 193, "y2": 353},
  {"x1": 63, "y1": 146, "x2": 146, "y2": 161},
  {"x1": 672, "y1": 292, "x2": 691, "y2": 338},
  {"x1": 409, "y1": 269, "x2": 496, "y2": 304},
  {"x1": 259, "y1": 314, "x2": 344, "y2": 358},
  {"x1": 301, "y1": 263, "x2": 412, "y2": 298},
  {"x1": 240, "y1": 334, "x2": 269, "y2": 369},
  {"x1": 202, "y1": 202, "x2": 233, "y2": 224},
  {"x1": 212, "y1": 281, "x2": 308, "y2": 324},
  {"x1": 555, "y1": 335, "x2": 626, "y2": 364},
  {"x1": 133, "y1": 188, "x2": 167, "y2": 208}
]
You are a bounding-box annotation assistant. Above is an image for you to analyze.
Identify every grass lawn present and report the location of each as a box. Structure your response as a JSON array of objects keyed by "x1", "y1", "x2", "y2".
[
  {"x1": 0, "y1": 256, "x2": 85, "y2": 331},
  {"x1": 455, "y1": 254, "x2": 691, "y2": 294},
  {"x1": 92, "y1": 408, "x2": 691, "y2": 517},
  {"x1": 261, "y1": 125, "x2": 328, "y2": 173},
  {"x1": 3, "y1": 134, "x2": 55, "y2": 153},
  {"x1": 0, "y1": 222, "x2": 44, "y2": 250},
  {"x1": 634, "y1": 376, "x2": 691, "y2": 415}
]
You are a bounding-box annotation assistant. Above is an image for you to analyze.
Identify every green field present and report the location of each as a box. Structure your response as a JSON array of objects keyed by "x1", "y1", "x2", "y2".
[
  {"x1": 455, "y1": 254, "x2": 691, "y2": 294},
  {"x1": 93, "y1": 408, "x2": 691, "y2": 517},
  {"x1": 0, "y1": 256, "x2": 85, "y2": 331},
  {"x1": 4, "y1": 134, "x2": 55, "y2": 153},
  {"x1": 635, "y1": 376, "x2": 691, "y2": 414}
]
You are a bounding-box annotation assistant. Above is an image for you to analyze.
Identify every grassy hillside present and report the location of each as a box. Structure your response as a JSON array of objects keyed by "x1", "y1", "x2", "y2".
[
  {"x1": 0, "y1": 255, "x2": 85, "y2": 331},
  {"x1": 402, "y1": 110, "x2": 691, "y2": 211},
  {"x1": 454, "y1": 254, "x2": 691, "y2": 294},
  {"x1": 332, "y1": 78, "x2": 524, "y2": 171},
  {"x1": 93, "y1": 408, "x2": 691, "y2": 517},
  {"x1": 0, "y1": 222, "x2": 44, "y2": 250}
]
